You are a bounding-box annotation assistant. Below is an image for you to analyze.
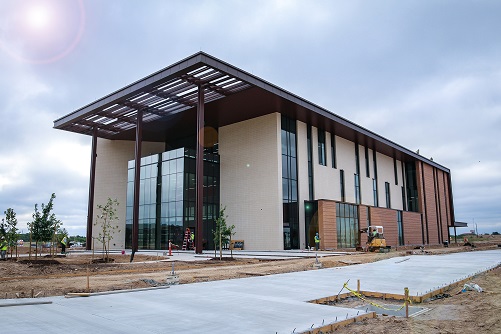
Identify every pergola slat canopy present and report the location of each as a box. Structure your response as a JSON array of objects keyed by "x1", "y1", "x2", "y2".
[
  {"x1": 54, "y1": 56, "x2": 252, "y2": 138},
  {"x1": 54, "y1": 51, "x2": 450, "y2": 172}
]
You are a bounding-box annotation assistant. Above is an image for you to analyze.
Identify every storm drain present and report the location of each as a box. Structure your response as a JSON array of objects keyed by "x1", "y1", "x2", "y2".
[{"x1": 356, "y1": 304, "x2": 429, "y2": 317}]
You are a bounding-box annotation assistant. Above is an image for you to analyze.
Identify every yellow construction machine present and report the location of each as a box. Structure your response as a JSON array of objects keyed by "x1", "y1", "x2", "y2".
[{"x1": 363, "y1": 225, "x2": 390, "y2": 252}]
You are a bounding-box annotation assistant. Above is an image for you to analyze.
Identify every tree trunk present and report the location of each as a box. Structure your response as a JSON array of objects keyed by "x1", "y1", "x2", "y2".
[
  {"x1": 219, "y1": 228, "x2": 222, "y2": 260},
  {"x1": 102, "y1": 236, "x2": 106, "y2": 262}
]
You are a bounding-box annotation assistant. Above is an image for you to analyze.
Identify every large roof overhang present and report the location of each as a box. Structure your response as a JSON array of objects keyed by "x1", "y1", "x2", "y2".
[{"x1": 54, "y1": 52, "x2": 450, "y2": 172}]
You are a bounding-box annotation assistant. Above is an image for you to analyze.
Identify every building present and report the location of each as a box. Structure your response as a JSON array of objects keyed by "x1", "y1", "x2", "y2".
[{"x1": 54, "y1": 52, "x2": 455, "y2": 252}]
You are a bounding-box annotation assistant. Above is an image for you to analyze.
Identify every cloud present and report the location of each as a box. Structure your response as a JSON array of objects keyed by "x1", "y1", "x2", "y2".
[{"x1": 1, "y1": 0, "x2": 501, "y2": 236}]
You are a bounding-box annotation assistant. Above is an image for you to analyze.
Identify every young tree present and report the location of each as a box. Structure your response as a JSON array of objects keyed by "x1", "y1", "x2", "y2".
[
  {"x1": 94, "y1": 198, "x2": 121, "y2": 262},
  {"x1": 212, "y1": 207, "x2": 235, "y2": 260},
  {"x1": 1, "y1": 208, "x2": 18, "y2": 259},
  {"x1": 28, "y1": 193, "x2": 59, "y2": 259}
]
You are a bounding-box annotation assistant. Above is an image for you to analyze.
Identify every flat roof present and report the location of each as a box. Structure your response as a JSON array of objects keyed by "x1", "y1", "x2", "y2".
[{"x1": 54, "y1": 52, "x2": 449, "y2": 172}]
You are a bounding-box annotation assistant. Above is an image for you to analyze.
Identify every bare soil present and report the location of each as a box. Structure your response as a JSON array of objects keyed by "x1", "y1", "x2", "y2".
[
  {"x1": 329, "y1": 265, "x2": 501, "y2": 334},
  {"x1": 0, "y1": 236, "x2": 499, "y2": 333}
]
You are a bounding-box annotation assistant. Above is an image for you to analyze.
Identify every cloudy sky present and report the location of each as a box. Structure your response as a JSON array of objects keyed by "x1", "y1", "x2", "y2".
[{"x1": 0, "y1": 0, "x2": 499, "y2": 236}]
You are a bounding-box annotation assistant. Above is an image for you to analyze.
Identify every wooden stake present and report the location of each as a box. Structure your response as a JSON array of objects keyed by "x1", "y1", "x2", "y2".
[
  {"x1": 31, "y1": 288, "x2": 34, "y2": 298},
  {"x1": 357, "y1": 279, "x2": 360, "y2": 293},
  {"x1": 86, "y1": 266, "x2": 90, "y2": 292},
  {"x1": 405, "y1": 287, "x2": 409, "y2": 318}
]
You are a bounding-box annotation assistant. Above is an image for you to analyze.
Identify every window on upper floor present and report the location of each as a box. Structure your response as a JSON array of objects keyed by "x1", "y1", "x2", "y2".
[
  {"x1": 354, "y1": 174, "x2": 361, "y2": 204},
  {"x1": 365, "y1": 146, "x2": 370, "y2": 178},
  {"x1": 331, "y1": 133, "x2": 337, "y2": 169},
  {"x1": 385, "y1": 181, "x2": 391, "y2": 209},
  {"x1": 318, "y1": 129, "x2": 326, "y2": 166},
  {"x1": 340, "y1": 169, "x2": 345, "y2": 202}
]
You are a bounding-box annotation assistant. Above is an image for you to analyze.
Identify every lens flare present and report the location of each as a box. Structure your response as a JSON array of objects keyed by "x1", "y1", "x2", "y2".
[{"x1": 0, "y1": 0, "x2": 85, "y2": 64}]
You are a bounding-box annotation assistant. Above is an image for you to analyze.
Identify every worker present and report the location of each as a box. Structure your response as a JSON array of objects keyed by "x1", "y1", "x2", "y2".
[
  {"x1": 372, "y1": 229, "x2": 378, "y2": 239},
  {"x1": 190, "y1": 232, "x2": 195, "y2": 249},
  {"x1": 61, "y1": 235, "x2": 68, "y2": 254},
  {"x1": 314, "y1": 232, "x2": 320, "y2": 251},
  {"x1": 0, "y1": 237, "x2": 7, "y2": 260}
]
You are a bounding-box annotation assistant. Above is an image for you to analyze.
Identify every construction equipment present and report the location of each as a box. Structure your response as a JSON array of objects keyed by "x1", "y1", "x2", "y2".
[{"x1": 363, "y1": 226, "x2": 389, "y2": 252}]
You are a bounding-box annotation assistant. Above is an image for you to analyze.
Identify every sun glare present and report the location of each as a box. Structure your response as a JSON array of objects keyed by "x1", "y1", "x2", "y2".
[
  {"x1": 26, "y1": 5, "x2": 52, "y2": 30},
  {"x1": 0, "y1": 0, "x2": 85, "y2": 64}
]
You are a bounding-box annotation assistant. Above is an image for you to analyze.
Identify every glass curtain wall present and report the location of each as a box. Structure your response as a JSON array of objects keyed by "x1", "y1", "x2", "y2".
[
  {"x1": 125, "y1": 155, "x2": 159, "y2": 250},
  {"x1": 336, "y1": 202, "x2": 359, "y2": 248},
  {"x1": 126, "y1": 148, "x2": 219, "y2": 250},
  {"x1": 281, "y1": 116, "x2": 299, "y2": 249}
]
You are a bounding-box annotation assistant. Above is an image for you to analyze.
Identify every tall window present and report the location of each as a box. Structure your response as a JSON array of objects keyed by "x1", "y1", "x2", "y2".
[
  {"x1": 366, "y1": 206, "x2": 371, "y2": 228},
  {"x1": 365, "y1": 146, "x2": 370, "y2": 177},
  {"x1": 397, "y1": 211, "x2": 404, "y2": 245},
  {"x1": 336, "y1": 203, "x2": 359, "y2": 248},
  {"x1": 373, "y1": 179, "x2": 378, "y2": 207},
  {"x1": 307, "y1": 126, "x2": 314, "y2": 200},
  {"x1": 331, "y1": 134, "x2": 337, "y2": 169},
  {"x1": 355, "y1": 144, "x2": 360, "y2": 175},
  {"x1": 354, "y1": 174, "x2": 361, "y2": 204},
  {"x1": 126, "y1": 154, "x2": 160, "y2": 250},
  {"x1": 385, "y1": 181, "x2": 391, "y2": 208},
  {"x1": 340, "y1": 169, "x2": 345, "y2": 202},
  {"x1": 393, "y1": 158, "x2": 398, "y2": 185},
  {"x1": 401, "y1": 186, "x2": 406, "y2": 211},
  {"x1": 318, "y1": 129, "x2": 326, "y2": 166},
  {"x1": 405, "y1": 162, "x2": 418, "y2": 212},
  {"x1": 281, "y1": 116, "x2": 299, "y2": 249}
]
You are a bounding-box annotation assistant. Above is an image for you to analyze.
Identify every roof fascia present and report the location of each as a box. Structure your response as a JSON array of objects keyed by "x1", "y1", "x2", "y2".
[
  {"x1": 54, "y1": 51, "x2": 450, "y2": 173},
  {"x1": 53, "y1": 52, "x2": 207, "y2": 129},
  {"x1": 199, "y1": 53, "x2": 449, "y2": 173}
]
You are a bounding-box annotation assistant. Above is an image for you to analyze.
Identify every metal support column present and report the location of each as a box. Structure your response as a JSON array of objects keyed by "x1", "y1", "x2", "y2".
[
  {"x1": 195, "y1": 85, "x2": 204, "y2": 254},
  {"x1": 86, "y1": 127, "x2": 98, "y2": 250},
  {"x1": 132, "y1": 110, "x2": 143, "y2": 257}
]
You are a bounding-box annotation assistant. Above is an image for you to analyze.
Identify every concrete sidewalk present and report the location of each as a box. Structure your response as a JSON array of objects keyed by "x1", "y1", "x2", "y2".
[{"x1": 2, "y1": 249, "x2": 499, "y2": 334}]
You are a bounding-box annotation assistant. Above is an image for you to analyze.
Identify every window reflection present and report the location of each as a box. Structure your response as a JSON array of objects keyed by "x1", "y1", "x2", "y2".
[{"x1": 126, "y1": 148, "x2": 220, "y2": 250}]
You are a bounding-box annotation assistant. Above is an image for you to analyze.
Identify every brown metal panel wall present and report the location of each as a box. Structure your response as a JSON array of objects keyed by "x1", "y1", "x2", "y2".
[
  {"x1": 423, "y1": 164, "x2": 440, "y2": 244},
  {"x1": 370, "y1": 207, "x2": 398, "y2": 247},
  {"x1": 318, "y1": 200, "x2": 337, "y2": 249},
  {"x1": 415, "y1": 162, "x2": 428, "y2": 243},
  {"x1": 403, "y1": 211, "x2": 424, "y2": 245},
  {"x1": 437, "y1": 169, "x2": 451, "y2": 241},
  {"x1": 359, "y1": 205, "x2": 369, "y2": 229},
  {"x1": 359, "y1": 205, "x2": 369, "y2": 246}
]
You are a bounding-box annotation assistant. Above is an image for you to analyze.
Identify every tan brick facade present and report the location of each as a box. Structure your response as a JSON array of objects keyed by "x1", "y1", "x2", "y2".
[{"x1": 219, "y1": 113, "x2": 282, "y2": 250}]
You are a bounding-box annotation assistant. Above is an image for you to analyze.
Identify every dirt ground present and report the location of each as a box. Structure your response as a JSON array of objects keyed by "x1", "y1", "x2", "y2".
[
  {"x1": 329, "y1": 265, "x2": 501, "y2": 334},
  {"x1": 0, "y1": 236, "x2": 499, "y2": 333}
]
